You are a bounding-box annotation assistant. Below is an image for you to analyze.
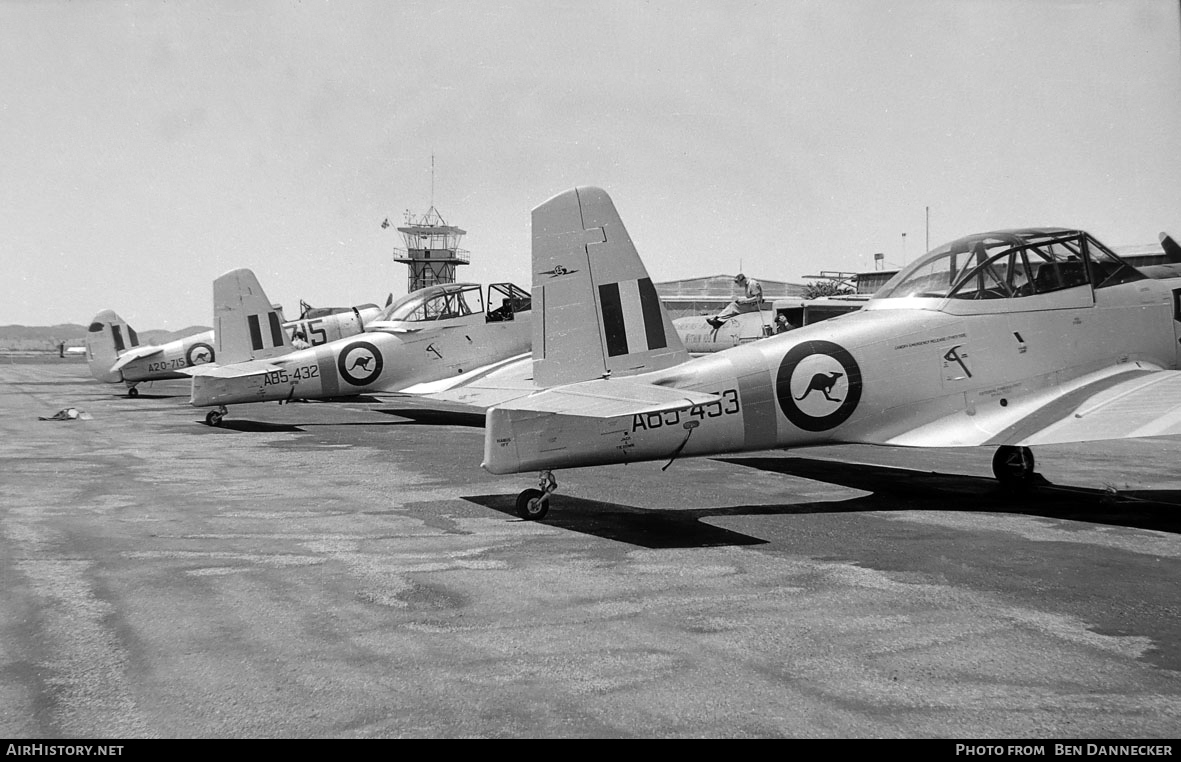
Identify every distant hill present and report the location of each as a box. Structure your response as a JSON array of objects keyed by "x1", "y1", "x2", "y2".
[
  {"x1": 142, "y1": 326, "x2": 212, "y2": 344},
  {"x1": 0, "y1": 323, "x2": 211, "y2": 351},
  {"x1": 0, "y1": 323, "x2": 88, "y2": 342}
]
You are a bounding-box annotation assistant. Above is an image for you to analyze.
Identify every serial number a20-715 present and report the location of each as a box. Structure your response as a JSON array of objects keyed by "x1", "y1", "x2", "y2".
[
  {"x1": 631, "y1": 389, "x2": 740, "y2": 432},
  {"x1": 261, "y1": 365, "x2": 319, "y2": 386},
  {"x1": 147, "y1": 358, "x2": 188, "y2": 372}
]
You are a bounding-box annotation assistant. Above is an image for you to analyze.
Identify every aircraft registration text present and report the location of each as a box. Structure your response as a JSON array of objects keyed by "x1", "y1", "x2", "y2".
[
  {"x1": 631, "y1": 388, "x2": 740, "y2": 432},
  {"x1": 261, "y1": 365, "x2": 320, "y2": 386},
  {"x1": 146, "y1": 358, "x2": 188, "y2": 372}
]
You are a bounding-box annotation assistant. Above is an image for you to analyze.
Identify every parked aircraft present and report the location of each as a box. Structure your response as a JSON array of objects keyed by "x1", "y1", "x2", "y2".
[
  {"x1": 429, "y1": 186, "x2": 1181, "y2": 519},
  {"x1": 86, "y1": 298, "x2": 382, "y2": 396},
  {"x1": 674, "y1": 295, "x2": 867, "y2": 353},
  {"x1": 185, "y1": 268, "x2": 532, "y2": 426}
]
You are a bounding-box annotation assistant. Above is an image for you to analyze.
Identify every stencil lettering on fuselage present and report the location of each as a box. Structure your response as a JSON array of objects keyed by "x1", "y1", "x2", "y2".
[
  {"x1": 776, "y1": 340, "x2": 862, "y2": 432},
  {"x1": 337, "y1": 341, "x2": 384, "y2": 386},
  {"x1": 186, "y1": 342, "x2": 215, "y2": 367}
]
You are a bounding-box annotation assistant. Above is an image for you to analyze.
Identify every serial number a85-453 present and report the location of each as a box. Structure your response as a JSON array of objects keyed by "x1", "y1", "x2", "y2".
[{"x1": 631, "y1": 388, "x2": 740, "y2": 432}]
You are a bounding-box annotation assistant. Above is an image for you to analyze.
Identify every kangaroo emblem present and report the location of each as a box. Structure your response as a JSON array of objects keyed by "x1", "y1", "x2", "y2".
[
  {"x1": 348, "y1": 356, "x2": 374, "y2": 372},
  {"x1": 795, "y1": 371, "x2": 844, "y2": 402}
]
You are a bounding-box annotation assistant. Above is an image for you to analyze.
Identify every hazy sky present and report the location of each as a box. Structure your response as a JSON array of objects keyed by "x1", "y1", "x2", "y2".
[{"x1": 3, "y1": 0, "x2": 1179, "y2": 330}]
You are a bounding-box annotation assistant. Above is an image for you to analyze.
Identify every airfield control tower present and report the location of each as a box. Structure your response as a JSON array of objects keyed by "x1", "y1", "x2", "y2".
[{"x1": 391, "y1": 206, "x2": 471, "y2": 293}]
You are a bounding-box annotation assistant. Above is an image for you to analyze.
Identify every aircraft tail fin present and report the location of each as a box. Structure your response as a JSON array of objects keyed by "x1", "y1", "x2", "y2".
[
  {"x1": 213, "y1": 268, "x2": 292, "y2": 365},
  {"x1": 1160, "y1": 232, "x2": 1181, "y2": 263},
  {"x1": 85, "y1": 309, "x2": 140, "y2": 383},
  {"x1": 531, "y1": 186, "x2": 688, "y2": 388}
]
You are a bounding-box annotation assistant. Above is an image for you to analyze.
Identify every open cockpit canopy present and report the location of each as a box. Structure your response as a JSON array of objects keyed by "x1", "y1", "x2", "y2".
[
  {"x1": 377, "y1": 282, "x2": 531, "y2": 323},
  {"x1": 873, "y1": 228, "x2": 1144, "y2": 302}
]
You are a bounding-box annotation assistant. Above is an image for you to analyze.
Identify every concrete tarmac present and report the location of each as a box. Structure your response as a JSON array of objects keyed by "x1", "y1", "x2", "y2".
[{"x1": 2, "y1": 361, "x2": 1179, "y2": 739}]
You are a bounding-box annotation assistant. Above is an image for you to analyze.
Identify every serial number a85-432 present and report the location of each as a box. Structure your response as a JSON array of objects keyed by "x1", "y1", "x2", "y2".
[{"x1": 261, "y1": 365, "x2": 319, "y2": 386}]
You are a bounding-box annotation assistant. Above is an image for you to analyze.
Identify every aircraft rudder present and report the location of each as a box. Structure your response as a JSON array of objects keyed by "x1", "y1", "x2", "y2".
[
  {"x1": 85, "y1": 309, "x2": 130, "y2": 383},
  {"x1": 530, "y1": 186, "x2": 688, "y2": 387},
  {"x1": 213, "y1": 268, "x2": 292, "y2": 364}
]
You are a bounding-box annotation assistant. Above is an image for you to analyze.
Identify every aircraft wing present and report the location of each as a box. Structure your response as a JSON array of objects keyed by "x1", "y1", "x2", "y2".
[
  {"x1": 400, "y1": 353, "x2": 531, "y2": 392},
  {"x1": 109, "y1": 345, "x2": 164, "y2": 372},
  {"x1": 404, "y1": 354, "x2": 538, "y2": 409},
  {"x1": 178, "y1": 359, "x2": 282, "y2": 379},
  {"x1": 877, "y1": 363, "x2": 1181, "y2": 448}
]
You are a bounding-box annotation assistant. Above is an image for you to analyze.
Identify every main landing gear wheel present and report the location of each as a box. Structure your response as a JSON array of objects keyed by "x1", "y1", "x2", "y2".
[
  {"x1": 205, "y1": 406, "x2": 228, "y2": 427},
  {"x1": 515, "y1": 470, "x2": 558, "y2": 520},
  {"x1": 127, "y1": 387, "x2": 139, "y2": 398},
  {"x1": 515, "y1": 489, "x2": 549, "y2": 520},
  {"x1": 992, "y1": 445, "x2": 1035, "y2": 488}
]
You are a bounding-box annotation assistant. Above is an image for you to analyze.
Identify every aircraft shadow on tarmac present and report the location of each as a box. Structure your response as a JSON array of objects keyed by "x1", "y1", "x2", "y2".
[
  {"x1": 373, "y1": 408, "x2": 486, "y2": 428},
  {"x1": 463, "y1": 493, "x2": 775, "y2": 549},
  {"x1": 195, "y1": 420, "x2": 305, "y2": 433},
  {"x1": 466, "y1": 455, "x2": 1181, "y2": 548},
  {"x1": 722, "y1": 456, "x2": 1181, "y2": 535},
  {"x1": 186, "y1": 406, "x2": 483, "y2": 431},
  {"x1": 118, "y1": 393, "x2": 185, "y2": 399}
]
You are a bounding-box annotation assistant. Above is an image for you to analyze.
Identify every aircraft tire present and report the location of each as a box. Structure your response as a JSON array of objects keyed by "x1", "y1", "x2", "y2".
[
  {"x1": 992, "y1": 445, "x2": 1035, "y2": 488},
  {"x1": 205, "y1": 410, "x2": 224, "y2": 427},
  {"x1": 515, "y1": 488, "x2": 549, "y2": 520},
  {"x1": 127, "y1": 387, "x2": 139, "y2": 398}
]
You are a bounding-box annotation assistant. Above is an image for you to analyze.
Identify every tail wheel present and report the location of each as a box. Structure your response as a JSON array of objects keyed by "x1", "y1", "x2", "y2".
[
  {"x1": 992, "y1": 445, "x2": 1035, "y2": 487},
  {"x1": 127, "y1": 387, "x2": 139, "y2": 398},
  {"x1": 205, "y1": 410, "x2": 225, "y2": 427},
  {"x1": 515, "y1": 488, "x2": 550, "y2": 520}
]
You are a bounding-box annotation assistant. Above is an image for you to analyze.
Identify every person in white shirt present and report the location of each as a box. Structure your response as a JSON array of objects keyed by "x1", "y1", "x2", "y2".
[{"x1": 707, "y1": 273, "x2": 763, "y2": 328}]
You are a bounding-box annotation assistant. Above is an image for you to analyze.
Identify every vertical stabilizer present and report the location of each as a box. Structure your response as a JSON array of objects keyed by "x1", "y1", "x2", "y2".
[
  {"x1": 531, "y1": 186, "x2": 687, "y2": 387},
  {"x1": 85, "y1": 309, "x2": 137, "y2": 382},
  {"x1": 213, "y1": 269, "x2": 292, "y2": 365}
]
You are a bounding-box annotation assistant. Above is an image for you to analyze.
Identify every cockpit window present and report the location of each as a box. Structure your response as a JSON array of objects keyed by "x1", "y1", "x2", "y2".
[
  {"x1": 1085, "y1": 236, "x2": 1145, "y2": 288},
  {"x1": 875, "y1": 229, "x2": 1144, "y2": 301},
  {"x1": 378, "y1": 284, "x2": 482, "y2": 322},
  {"x1": 486, "y1": 283, "x2": 532, "y2": 322}
]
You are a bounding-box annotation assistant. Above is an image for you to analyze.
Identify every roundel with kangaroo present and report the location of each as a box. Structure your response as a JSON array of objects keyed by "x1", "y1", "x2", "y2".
[
  {"x1": 775, "y1": 340, "x2": 862, "y2": 432},
  {"x1": 338, "y1": 340, "x2": 384, "y2": 386},
  {"x1": 186, "y1": 342, "x2": 215, "y2": 367}
]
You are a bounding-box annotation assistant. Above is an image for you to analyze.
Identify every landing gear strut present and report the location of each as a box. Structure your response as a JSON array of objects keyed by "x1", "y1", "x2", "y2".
[
  {"x1": 205, "y1": 406, "x2": 228, "y2": 427},
  {"x1": 515, "y1": 470, "x2": 557, "y2": 520},
  {"x1": 992, "y1": 445, "x2": 1035, "y2": 488}
]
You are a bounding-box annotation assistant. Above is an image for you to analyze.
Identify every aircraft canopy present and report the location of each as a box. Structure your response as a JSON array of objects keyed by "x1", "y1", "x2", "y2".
[
  {"x1": 377, "y1": 282, "x2": 531, "y2": 323},
  {"x1": 874, "y1": 228, "x2": 1144, "y2": 301}
]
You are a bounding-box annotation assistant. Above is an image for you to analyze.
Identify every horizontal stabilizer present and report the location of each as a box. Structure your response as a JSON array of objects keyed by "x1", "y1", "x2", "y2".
[
  {"x1": 179, "y1": 359, "x2": 281, "y2": 379},
  {"x1": 493, "y1": 378, "x2": 719, "y2": 418},
  {"x1": 109, "y1": 345, "x2": 164, "y2": 371}
]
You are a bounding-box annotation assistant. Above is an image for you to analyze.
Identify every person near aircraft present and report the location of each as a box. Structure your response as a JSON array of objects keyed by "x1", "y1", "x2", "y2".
[
  {"x1": 774, "y1": 313, "x2": 794, "y2": 334},
  {"x1": 488, "y1": 298, "x2": 515, "y2": 322},
  {"x1": 706, "y1": 273, "x2": 763, "y2": 328},
  {"x1": 291, "y1": 330, "x2": 311, "y2": 350}
]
